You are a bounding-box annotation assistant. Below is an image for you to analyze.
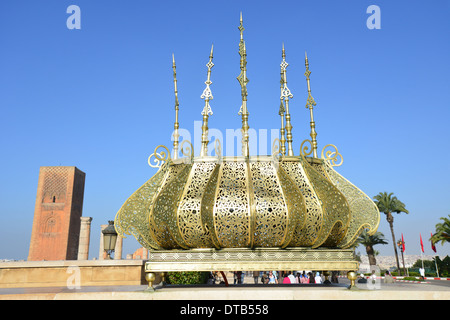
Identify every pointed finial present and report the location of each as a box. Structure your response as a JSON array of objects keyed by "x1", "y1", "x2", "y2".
[
  {"x1": 280, "y1": 44, "x2": 294, "y2": 156},
  {"x1": 237, "y1": 13, "x2": 250, "y2": 157},
  {"x1": 239, "y1": 12, "x2": 244, "y2": 39},
  {"x1": 200, "y1": 46, "x2": 215, "y2": 156},
  {"x1": 279, "y1": 64, "x2": 286, "y2": 156},
  {"x1": 172, "y1": 53, "x2": 180, "y2": 159},
  {"x1": 304, "y1": 52, "x2": 318, "y2": 158}
]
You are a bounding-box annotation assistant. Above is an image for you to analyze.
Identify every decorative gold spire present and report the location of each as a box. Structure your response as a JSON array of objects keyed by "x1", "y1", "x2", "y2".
[
  {"x1": 200, "y1": 44, "x2": 214, "y2": 157},
  {"x1": 280, "y1": 44, "x2": 294, "y2": 156},
  {"x1": 278, "y1": 51, "x2": 286, "y2": 156},
  {"x1": 237, "y1": 12, "x2": 250, "y2": 157},
  {"x1": 172, "y1": 54, "x2": 180, "y2": 160},
  {"x1": 304, "y1": 51, "x2": 318, "y2": 158}
]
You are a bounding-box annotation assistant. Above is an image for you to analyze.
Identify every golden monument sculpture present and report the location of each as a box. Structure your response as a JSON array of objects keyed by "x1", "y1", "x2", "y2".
[{"x1": 114, "y1": 13, "x2": 380, "y2": 290}]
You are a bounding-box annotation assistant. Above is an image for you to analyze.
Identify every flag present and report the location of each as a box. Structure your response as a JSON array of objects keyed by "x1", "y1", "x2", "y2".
[
  {"x1": 420, "y1": 233, "x2": 424, "y2": 253},
  {"x1": 431, "y1": 232, "x2": 437, "y2": 253},
  {"x1": 401, "y1": 233, "x2": 405, "y2": 252}
]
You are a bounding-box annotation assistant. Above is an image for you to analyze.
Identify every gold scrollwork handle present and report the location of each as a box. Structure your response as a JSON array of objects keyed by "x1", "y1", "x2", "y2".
[
  {"x1": 321, "y1": 144, "x2": 343, "y2": 167},
  {"x1": 180, "y1": 140, "x2": 194, "y2": 161},
  {"x1": 300, "y1": 139, "x2": 313, "y2": 157},
  {"x1": 148, "y1": 145, "x2": 171, "y2": 169},
  {"x1": 214, "y1": 139, "x2": 222, "y2": 159},
  {"x1": 272, "y1": 138, "x2": 281, "y2": 156},
  {"x1": 271, "y1": 138, "x2": 281, "y2": 170}
]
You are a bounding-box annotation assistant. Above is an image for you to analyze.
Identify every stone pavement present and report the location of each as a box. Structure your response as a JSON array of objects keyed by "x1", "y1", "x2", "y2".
[{"x1": 1, "y1": 277, "x2": 449, "y2": 300}]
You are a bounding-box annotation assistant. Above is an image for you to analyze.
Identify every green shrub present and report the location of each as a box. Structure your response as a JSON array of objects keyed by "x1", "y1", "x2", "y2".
[
  {"x1": 166, "y1": 271, "x2": 210, "y2": 285},
  {"x1": 402, "y1": 277, "x2": 424, "y2": 281}
]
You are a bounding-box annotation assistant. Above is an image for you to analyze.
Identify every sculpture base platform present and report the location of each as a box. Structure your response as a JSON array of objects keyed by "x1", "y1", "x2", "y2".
[{"x1": 144, "y1": 248, "x2": 359, "y2": 289}]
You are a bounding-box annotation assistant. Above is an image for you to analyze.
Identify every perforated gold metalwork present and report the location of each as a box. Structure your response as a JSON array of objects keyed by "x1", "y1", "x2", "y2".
[
  {"x1": 149, "y1": 163, "x2": 191, "y2": 249},
  {"x1": 117, "y1": 153, "x2": 377, "y2": 251},
  {"x1": 177, "y1": 162, "x2": 216, "y2": 248},
  {"x1": 280, "y1": 159, "x2": 322, "y2": 246},
  {"x1": 277, "y1": 165, "x2": 307, "y2": 248},
  {"x1": 303, "y1": 157, "x2": 351, "y2": 248},
  {"x1": 213, "y1": 161, "x2": 250, "y2": 247},
  {"x1": 250, "y1": 161, "x2": 287, "y2": 247},
  {"x1": 321, "y1": 160, "x2": 380, "y2": 248},
  {"x1": 114, "y1": 163, "x2": 169, "y2": 250}
]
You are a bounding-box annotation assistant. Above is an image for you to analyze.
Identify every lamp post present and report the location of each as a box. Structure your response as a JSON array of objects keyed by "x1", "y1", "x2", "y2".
[
  {"x1": 396, "y1": 240, "x2": 407, "y2": 276},
  {"x1": 102, "y1": 220, "x2": 117, "y2": 259}
]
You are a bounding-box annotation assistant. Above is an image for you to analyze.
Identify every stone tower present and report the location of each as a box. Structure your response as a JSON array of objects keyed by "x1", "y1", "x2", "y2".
[{"x1": 28, "y1": 166, "x2": 86, "y2": 261}]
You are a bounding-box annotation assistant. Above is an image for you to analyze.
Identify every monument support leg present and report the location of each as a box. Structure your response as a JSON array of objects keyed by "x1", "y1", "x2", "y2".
[
  {"x1": 161, "y1": 272, "x2": 167, "y2": 286},
  {"x1": 145, "y1": 272, "x2": 156, "y2": 292},
  {"x1": 347, "y1": 271, "x2": 358, "y2": 290}
]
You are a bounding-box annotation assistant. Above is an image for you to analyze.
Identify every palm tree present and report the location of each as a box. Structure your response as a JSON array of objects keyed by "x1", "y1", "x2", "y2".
[
  {"x1": 431, "y1": 215, "x2": 450, "y2": 246},
  {"x1": 373, "y1": 192, "x2": 409, "y2": 275},
  {"x1": 356, "y1": 230, "x2": 388, "y2": 266}
]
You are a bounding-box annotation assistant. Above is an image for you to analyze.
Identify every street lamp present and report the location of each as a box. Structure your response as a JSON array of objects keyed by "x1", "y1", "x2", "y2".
[
  {"x1": 102, "y1": 220, "x2": 117, "y2": 259},
  {"x1": 396, "y1": 239, "x2": 407, "y2": 276}
]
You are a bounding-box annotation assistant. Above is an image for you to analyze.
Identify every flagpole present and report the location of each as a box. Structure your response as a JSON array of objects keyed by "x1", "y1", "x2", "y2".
[
  {"x1": 431, "y1": 231, "x2": 439, "y2": 278},
  {"x1": 420, "y1": 233, "x2": 425, "y2": 279},
  {"x1": 403, "y1": 234, "x2": 409, "y2": 276},
  {"x1": 421, "y1": 249, "x2": 424, "y2": 269}
]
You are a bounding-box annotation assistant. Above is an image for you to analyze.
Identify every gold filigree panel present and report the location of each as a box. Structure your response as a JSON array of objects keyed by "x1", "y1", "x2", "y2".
[
  {"x1": 114, "y1": 164, "x2": 169, "y2": 250},
  {"x1": 150, "y1": 163, "x2": 191, "y2": 249},
  {"x1": 302, "y1": 157, "x2": 351, "y2": 248},
  {"x1": 200, "y1": 164, "x2": 222, "y2": 249},
  {"x1": 322, "y1": 160, "x2": 380, "y2": 248},
  {"x1": 277, "y1": 165, "x2": 307, "y2": 248},
  {"x1": 118, "y1": 155, "x2": 376, "y2": 251},
  {"x1": 250, "y1": 161, "x2": 287, "y2": 247},
  {"x1": 177, "y1": 162, "x2": 216, "y2": 248},
  {"x1": 213, "y1": 161, "x2": 250, "y2": 248},
  {"x1": 280, "y1": 160, "x2": 322, "y2": 246}
]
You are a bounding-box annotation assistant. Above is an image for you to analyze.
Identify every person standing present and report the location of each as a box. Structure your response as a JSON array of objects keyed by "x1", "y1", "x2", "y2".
[
  {"x1": 315, "y1": 272, "x2": 323, "y2": 284},
  {"x1": 268, "y1": 271, "x2": 278, "y2": 284},
  {"x1": 300, "y1": 271, "x2": 308, "y2": 284},
  {"x1": 384, "y1": 271, "x2": 395, "y2": 284},
  {"x1": 308, "y1": 272, "x2": 315, "y2": 283},
  {"x1": 288, "y1": 272, "x2": 297, "y2": 284},
  {"x1": 419, "y1": 267, "x2": 425, "y2": 280},
  {"x1": 237, "y1": 271, "x2": 242, "y2": 284},
  {"x1": 253, "y1": 271, "x2": 260, "y2": 284}
]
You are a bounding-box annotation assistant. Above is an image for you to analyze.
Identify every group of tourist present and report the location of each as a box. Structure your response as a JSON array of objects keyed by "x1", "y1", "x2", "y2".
[
  {"x1": 230, "y1": 271, "x2": 338, "y2": 284},
  {"x1": 258, "y1": 271, "x2": 333, "y2": 284},
  {"x1": 209, "y1": 270, "x2": 339, "y2": 285}
]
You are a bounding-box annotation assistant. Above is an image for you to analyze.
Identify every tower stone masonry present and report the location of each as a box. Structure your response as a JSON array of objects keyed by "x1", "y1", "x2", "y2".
[{"x1": 28, "y1": 166, "x2": 86, "y2": 261}]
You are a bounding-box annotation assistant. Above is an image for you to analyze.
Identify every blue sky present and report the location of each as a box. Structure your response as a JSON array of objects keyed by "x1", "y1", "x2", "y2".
[{"x1": 1, "y1": 0, "x2": 449, "y2": 260}]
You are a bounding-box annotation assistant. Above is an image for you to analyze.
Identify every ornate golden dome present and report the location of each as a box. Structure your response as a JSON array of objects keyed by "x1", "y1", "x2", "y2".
[{"x1": 114, "y1": 14, "x2": 380, "y2": 251}]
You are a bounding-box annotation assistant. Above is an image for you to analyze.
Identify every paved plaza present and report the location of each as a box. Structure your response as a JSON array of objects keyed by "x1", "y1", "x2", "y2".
[{"x1": 1, "y1": 276, "x2": 449, "y2": 300}]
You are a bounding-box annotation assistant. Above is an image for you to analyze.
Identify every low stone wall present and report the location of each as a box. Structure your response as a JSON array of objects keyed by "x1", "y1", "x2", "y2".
[{"x1": 0, "y1": 260, "x2": 147, "y2": 288}]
